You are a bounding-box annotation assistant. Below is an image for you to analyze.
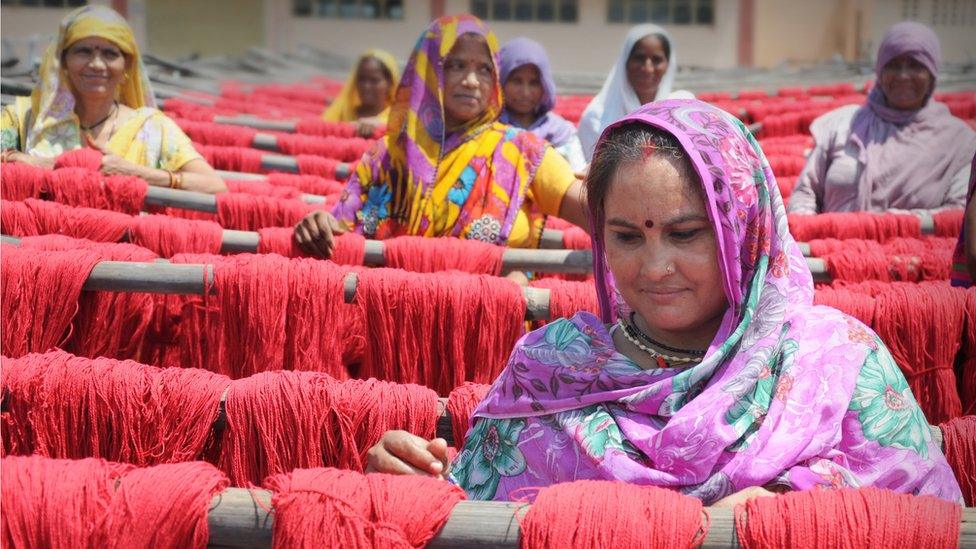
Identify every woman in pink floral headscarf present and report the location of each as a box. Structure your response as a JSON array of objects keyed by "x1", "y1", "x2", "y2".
[{"x1": 366, "y1": 99, "x2": 961, "y2": 507}]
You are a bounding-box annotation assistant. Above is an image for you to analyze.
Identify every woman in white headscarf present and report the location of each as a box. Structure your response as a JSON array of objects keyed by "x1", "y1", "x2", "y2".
[{"x1": 578, "y1": 24, "x2": 692, "y2": 162}]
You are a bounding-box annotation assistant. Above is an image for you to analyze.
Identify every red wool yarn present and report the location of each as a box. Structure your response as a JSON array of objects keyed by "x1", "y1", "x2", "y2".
[
  {"x1": 962, "y1": 289, "x2": 976, "y2": 414},
  {"x1": 872, "y1": 282, "x2": 965, "y2": 424},
  {"x1": 283, "y1": 257, "x2": 360, "y2": 379},
  {"x1": 215, "y1": 192, "x2": 324, "y2": 230},
  {"x1": 0, "y1": 246, "x2": 101, "y2": 358},
  {"x1": 225, "y1": 178, "x2": 303, "y2": 199},
  {"x1": 218, "y1": 371, "x2": 438, "y2": 484},
  {"x1": 266, "y1": 173, "x2": 345, "y2": 195},
  {"x1": 175, "y1": 119, "x2": 258, "y2": 147},
  {"x1": 54, "y1": 147, "x2": 103, "y2": 170},
  {"x1": 530, "y1": 278, "x2": 601, "y2": 320},
  {"x1": 354, "y1": 268, "x2": 526, "y2": 394},
  {"x1": 1, "y1": 455, "x2": 228, "y2": 549},
  {"x1": 255, "y1": 227, "x2": 367, "y2": 266},
  {"x1": 735, "y1": 487, "x2": 960, "y2": 549},
  {"x1": 295, "y1": 154, "x2": 342, "y2": 178},
  {"x1": 939, "y1": 415, "x2": 976, "y2": 506},
  {"x1": 130, "y1": 214, "x2": 224, "y2": 257},
  {"x1": 446, "y1": 382, "x2": 491, "y2": 447},
  {"x1": 265, "y1": 468, "x2": 465, "y2": 549},
  {"x1": 214, "y1": 253, "x2": 290, "y2": 377},
  {"x1": 787, "y1": 212, "x2": 921, "y2": 242},
  {"x1": 0, "y1": 161, "x2": 47, "y2": 200},
  {"x1": 812, "y1": 286, "x2": 877, "y2": 326},
  {"x1": 13, "y1": 235, "x2": 159, "y2": 360},
  {"x1": 562, "y1": 226, "x2": 593, "y2": 249},
  {"x1": 932, "y1": 209, "x2": 965, "y2": 238},
  {"x1": 193, "y1": 144, "x2": 265, "y2": 173},
  {"x1": 45, "y1": 168, "x2": 147, "y2": 215},
  {"x1": 383, "y1": 236, "x2": 504, "y2": 275},
  {"x1": 2, "y1": 351, "x2": 229, "y2": 464},
  {"x1": 1, "y1": 198, "x2": 131, "y2": 242},
  {"x1": 520, "y1": 480, "x2": 708, "y2": 549}
]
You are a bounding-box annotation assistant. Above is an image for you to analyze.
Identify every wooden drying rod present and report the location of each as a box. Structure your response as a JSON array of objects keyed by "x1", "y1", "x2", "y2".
[
  {"x1": 0, "y1": 252, "x2": 840, "y2": 315},
  {"x1": 205, "y1": 489, "x2": 974, "y2": 549},
  {"x1": 145, "y1": 185, "x2": 938, "y2": 260}
]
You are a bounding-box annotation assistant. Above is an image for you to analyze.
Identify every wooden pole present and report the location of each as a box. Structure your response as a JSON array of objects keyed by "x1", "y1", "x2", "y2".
[
  {"x1": 205, "y1": 489, "x2": 974, "y2": 549},
  {"x1": 143, "y1": 186, "x2": 327, "y2": 211},
  {"x1": 0, "y1": 253, "x2": 838, "y2": 311}
]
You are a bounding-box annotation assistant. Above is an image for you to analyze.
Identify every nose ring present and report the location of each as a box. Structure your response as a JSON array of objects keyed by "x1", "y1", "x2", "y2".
[{"x1": 666, "y1": 265, "x2": 674, "y2": 275}]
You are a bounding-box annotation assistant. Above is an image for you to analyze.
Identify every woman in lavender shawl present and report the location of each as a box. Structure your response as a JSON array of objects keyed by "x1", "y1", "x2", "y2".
[
  {"x1": 366, "y1": 99, "x2": 962, "y2": 507},
  {"x1": 789, "y1": 22, "x2": 976, "y2": 214},
  {"x1": 499, "y1": 37, "x2": 587, "y2": 172}
]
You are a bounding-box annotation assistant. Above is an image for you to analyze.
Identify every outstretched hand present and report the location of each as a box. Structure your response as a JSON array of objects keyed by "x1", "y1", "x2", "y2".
[{"x1": 365, "y1": 430, "x2": 451, "y2": 479}]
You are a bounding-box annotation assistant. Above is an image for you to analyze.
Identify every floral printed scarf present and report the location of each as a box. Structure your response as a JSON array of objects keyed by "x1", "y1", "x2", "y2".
[
  {"x1": 331, "y1": 14, "x2": 548, "y2": 244},
  {"x1": 450, "y1": 99, "x2": 962, "y2": 504}
]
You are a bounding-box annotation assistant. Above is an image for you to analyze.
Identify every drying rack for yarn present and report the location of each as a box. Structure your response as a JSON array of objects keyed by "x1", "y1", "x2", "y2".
[{"x1": 203, "y1": 491, "x2": 976, "y2": 548}]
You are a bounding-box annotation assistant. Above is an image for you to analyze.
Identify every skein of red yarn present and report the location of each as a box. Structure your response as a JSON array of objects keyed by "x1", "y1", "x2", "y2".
[
  {"x1": 939, "y1": 416, "x2": 976, "y2": 506},
  {"x1": 1, "y1": 455, "x2": 228, "y2": 549},
  {"x1": 215, "y1": 192, "x2": 324, "y2": 231},
  {"x1": 383, "y1": 236, "x2": 504, "y2": 275},
  {"x1": 1, "y1": 198, "x2": 131, "y2": 242},
  {"x1": 255, "y1": 227, "x2": 367, "y2": 266},
  {"x1": 932, "y1": 209, "x2": 965, "y2": 238},
  {"x1": 218, "y1": 371, "x2": 437, "y2": 484},
  {"x1": 266, "y1": 173, "x2": 345, "y2": 195},
  {"x1": 520, "y1": 480, "x2": 708, "y2": 549},
  {"x1": 872, "y1": 283, "x2": 965, "y2": 424},
  {"x1": 787, "y1": 212, "x2": 921, "y2": 242},
  {"x1": 54, "y1": 148, "x2": 103, "y2": 170},
  {"x1": 0, "y1": 161, "x2": 47, "y2": 200},
  {"x1": 225, "y1": 178, "x2": 303, "y2": 199},
  {"x1": 2, "y1": 350, "x2": 230, "y2": 464},
  {"x1": 562, "y1": 226, "x2": 593, "y2": 249},
  {"x1": 734, "y1": 487, "x2": 960, "y2": 548},
  {"x1": 530, "y1": 278, "x2": 600, "y2": 321},
  {"x1": 354, "y1": 268, "x2": 526, "y2": 394},
  {"x1": 45, "y1": 168, "x2": 147, "y2": 215},
  {"x1": 962, "y1": 289, "x2": 976, "y2": 414},
  {"x1": 13, "y1": 235, "x2": 159, "y2": 360},
  {"x1": 265, "y1": 468, "x2": 465, "y2": 549},
  {"x1": 446, "y1": 382, "x2": 490, "y2": 448},
  {"x1": 129, "y1": 214, "x2": 225, "y2": 257},
  {"x1": 0, "y1": 246, "x2": 102, "y2": 358}
]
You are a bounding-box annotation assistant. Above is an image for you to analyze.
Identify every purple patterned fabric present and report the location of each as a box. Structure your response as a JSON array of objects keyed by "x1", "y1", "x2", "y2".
[{"x1": 449, "y1": 99, "x2": 962, "y2": 505}]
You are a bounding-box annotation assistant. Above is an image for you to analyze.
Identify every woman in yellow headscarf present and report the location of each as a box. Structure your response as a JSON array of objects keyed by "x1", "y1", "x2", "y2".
[
  {"x1": 0, "y1": 5, "x2": 226, "y2": 193},
  {"x1": 322, "y1": 49, "x2": 399, "y2": 138}
]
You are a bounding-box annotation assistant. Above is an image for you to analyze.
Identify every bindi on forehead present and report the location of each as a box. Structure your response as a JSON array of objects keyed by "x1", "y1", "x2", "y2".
[{"x1": 643, "y1": 219, "x2": 655, "y2": 229}]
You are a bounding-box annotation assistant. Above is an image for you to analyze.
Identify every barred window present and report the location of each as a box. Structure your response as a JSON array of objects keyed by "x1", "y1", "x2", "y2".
[
  {"x1": 292, "y1": 0, "x2": 404, "y2": 19},
  {"x1": 472, "y1": 0, "x2": 578, "y2": 23},
  {"x1": 607, "y1": 0, "x2": 714, "y2": 25}
]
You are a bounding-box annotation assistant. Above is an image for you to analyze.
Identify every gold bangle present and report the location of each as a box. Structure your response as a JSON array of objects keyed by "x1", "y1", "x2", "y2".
[
  {"x1": 174, "y1": 171, "x2": 183, "y2": 190},
  {"x1": 167, "y1": 170, "x2": 176, "y2": 189}
]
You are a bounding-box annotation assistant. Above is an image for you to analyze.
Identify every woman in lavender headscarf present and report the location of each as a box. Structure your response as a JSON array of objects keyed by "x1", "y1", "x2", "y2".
[
  {"x1": 499, "y1": 37, "x2": 587, "y2": 172},
  {"x1": 789, "y1": 22, "x2": 976, "y2": 214},
  {"x1": 365, "y1": 99, "x2": 962, "y2": 507}
]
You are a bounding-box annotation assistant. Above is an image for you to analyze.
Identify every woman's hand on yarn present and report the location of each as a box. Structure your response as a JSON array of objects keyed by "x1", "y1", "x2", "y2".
[
  {"x1": 84, "y1": 133, "x2": 140, "y2": 177},
  {"x1": 3, "y1": 151, "x2": 54, "y2": 169},
  {"x1": 294, "y1": 210, "x2": 347, "y2": 259},
  {"x1": 365, "y1": 431, "x2": 451, "y2": 479},
  {"x1": 710, "y1": 486, "x2": 777, "y2": 509},
  {"x1": 356, "y1": 117, "x2": 382, "y2": 138}
]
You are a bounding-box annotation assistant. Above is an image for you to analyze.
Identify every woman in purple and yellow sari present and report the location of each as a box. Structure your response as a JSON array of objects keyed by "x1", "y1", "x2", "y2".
[
  {"x1": 294, "y1": 15, "x2": 587, "y2": 258},
  {"x1": 365, "y1": 99, "x2": 962, "y2": 507}
]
